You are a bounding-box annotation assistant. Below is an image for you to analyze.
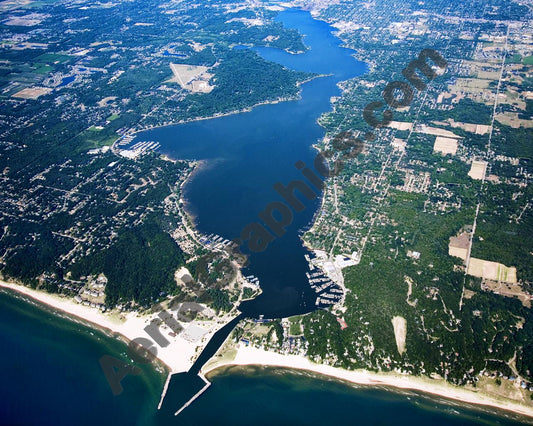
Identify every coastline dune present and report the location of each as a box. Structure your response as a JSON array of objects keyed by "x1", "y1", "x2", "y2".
[{"x1": 203, "y1": 345, "x2": 533, "y2": 420}]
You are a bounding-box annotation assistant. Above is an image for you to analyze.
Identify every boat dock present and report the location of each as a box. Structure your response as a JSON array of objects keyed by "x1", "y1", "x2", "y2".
[
  {"x1": 305, "y1": 252, "x2": 346, "y2": 309},
  {"x1": 199, "y1": 233, "x2": 232, "y2": 250}
]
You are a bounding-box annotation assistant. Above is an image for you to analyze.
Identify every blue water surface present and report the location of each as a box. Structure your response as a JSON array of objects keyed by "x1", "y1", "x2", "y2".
[{"x1": 135, "y1": 9, "x2": 366, "y2": 318}]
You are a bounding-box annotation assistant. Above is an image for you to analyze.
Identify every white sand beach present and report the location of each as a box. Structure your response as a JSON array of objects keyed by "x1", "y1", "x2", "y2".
[
  {"x1": 3, "y1": 279, "x2": 533, "y2": 419},
  {"x1": 203, "y1": 345, "x2": 533, "y2": 419},
  {"x1": 0, "y1": 280, "x2": 228, "y2": 373}
]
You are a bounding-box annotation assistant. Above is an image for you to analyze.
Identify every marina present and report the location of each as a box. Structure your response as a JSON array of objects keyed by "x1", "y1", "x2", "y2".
[
  {"x1": 305, "y1": 252, "x2": 346, "y2": 309},
  {"x1": 199, "y1": 233, "x2": 232, "y2": 250},
  {"x1": 117, "y1": 139, "x2": 162, "y2": 159}
]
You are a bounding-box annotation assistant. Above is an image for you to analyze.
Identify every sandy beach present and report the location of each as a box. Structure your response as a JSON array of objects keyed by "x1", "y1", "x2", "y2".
[
  {"x1": 3, "y1": 278, "x2": 533, "y2": 419},
  {"x1": 0, "y1": 280, "x2": 228, "y2": 373},
  {"x1": 204, "y1": 344, "x2": 533, "y2": 419}
]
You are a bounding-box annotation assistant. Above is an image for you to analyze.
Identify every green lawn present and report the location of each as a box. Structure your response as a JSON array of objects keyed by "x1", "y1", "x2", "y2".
[
  {"x1": 289, "y1": 316, "x2": 303, "y2": 335},
  {"x1": 35, "y1": 53, "x2": 72, "y2": 64},
  {"x1": 33, "y1": 64, "x2": 53, "y2": 74},
  {"x1": 75, "y1": 127, "x2": 117, "y2": 152}
]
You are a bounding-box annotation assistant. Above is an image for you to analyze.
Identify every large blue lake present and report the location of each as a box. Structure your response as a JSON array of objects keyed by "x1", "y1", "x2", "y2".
[
  {"x1": 1, "y1": 9, "x2": 531, "y2": 426},
  {"x1": 134, "y1": 9, "x2": 366, "y2": 318}
]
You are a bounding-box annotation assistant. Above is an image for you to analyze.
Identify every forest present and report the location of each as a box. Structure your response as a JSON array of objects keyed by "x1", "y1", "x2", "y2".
[{"x1": 69, "y1": 219, "x2": 185, "y2": 307}]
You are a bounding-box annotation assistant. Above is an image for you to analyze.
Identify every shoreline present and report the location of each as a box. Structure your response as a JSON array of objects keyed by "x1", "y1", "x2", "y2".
[
  {"x1": 203, "y1": 345, "x2": 533, "y2": 420},
  {"x1": 0, "y1": 280, "x2": 233, "y2": 374},
  {"x1": 3, "y1": 203, "x2": 530, "y2": 422},
  {"x1": 112, "y1": 73, "x2": 327, "y2": 158}
]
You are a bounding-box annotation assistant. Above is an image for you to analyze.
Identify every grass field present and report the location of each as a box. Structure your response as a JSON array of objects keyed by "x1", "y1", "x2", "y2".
[
  {"x1": 289, "y1": 317, "x2": 303, "y2": 336},
  {"x1": 467, "y1": 258, "x2": 517, "y2": 283},
  {"x1": 32, "y1": 63, "x2": 53, "y2": 74},
  {"x1": 75, "y1": 127, "x2": 117, "y2": 152},
  {"x1": 35, "y1": 52, "x2": 72, "y2": 64}
]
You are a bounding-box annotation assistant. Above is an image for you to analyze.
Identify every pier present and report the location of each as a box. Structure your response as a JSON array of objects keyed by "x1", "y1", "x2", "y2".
[{"x1": 174, "y1": 374, "x2": 211, "y2": 417}]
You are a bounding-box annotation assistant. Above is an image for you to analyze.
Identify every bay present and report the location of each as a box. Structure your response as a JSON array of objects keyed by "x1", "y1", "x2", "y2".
[{"x1": 133, "y1": 9, "x2": 367, "y2": 319}]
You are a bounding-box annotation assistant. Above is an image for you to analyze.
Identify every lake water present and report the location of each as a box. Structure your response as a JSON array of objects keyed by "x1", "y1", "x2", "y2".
[
  {"x1": 0, "y1": 290, "x2": 165, "y2": 426},
  {"x1": 2, "y1": 9, "x2": 531, "y2": 426},
  {"x1": 134, "y1": 8, "x2": 367, "y2": 319},
  {"x1": 144, "y1": 8, "x2": 369, "y2": 412}
]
